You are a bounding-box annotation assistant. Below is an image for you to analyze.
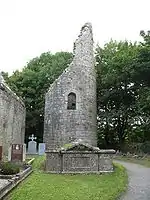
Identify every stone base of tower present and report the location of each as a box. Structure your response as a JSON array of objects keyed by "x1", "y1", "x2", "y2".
[{"x1": 45, "y1": 141, "x2": 115, "y2": 174}]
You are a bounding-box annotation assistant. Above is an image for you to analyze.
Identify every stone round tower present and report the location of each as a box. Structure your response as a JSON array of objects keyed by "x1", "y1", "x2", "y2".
[{"x1": 44, "y1": 23, "x2": 97, "y2": 150}]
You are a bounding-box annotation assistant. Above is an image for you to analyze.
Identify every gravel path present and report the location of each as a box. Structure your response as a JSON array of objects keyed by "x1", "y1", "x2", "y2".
[{"x1": 115, "y1": 160, "x2": 150, "y2": 200}]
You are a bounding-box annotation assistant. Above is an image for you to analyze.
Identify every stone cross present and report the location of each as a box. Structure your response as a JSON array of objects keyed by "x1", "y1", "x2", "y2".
[
  {"x1": 29, "y1": 134, "x2": 37, "y2": 142},
  {"x1": 28, "y1": 134, "x2": 37, "y2": 154}
]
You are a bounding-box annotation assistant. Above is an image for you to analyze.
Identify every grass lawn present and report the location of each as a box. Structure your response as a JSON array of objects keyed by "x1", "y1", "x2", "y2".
[
  {"x1": 7, "y1": 156, "x2": 127, "y2": 200},
  {"x1": 115, "y1": 156, "x2": 150, "y2": 168}
]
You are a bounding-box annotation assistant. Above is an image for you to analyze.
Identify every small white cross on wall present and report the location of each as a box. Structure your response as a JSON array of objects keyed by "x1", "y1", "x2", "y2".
[{"x1": 29, "y1": 134, "x2": 37, "y2": 141}]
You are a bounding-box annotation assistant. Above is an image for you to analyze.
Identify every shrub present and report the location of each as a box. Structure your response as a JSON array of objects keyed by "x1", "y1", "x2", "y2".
[
  {"x1": 140, "y1": 142, "x2": 150, "y2": 154},
  {"x1": 0, "y1": 162, "x2": 20, "y2": 175}
]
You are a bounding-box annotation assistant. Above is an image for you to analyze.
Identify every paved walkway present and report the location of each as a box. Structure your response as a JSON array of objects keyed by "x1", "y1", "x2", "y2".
[
  {"x1": 0, "y1": 179, "x2": 9, "y2": 189},
  {"x1": 115, "y1": 160, "x2": 150, "y2": 200}
]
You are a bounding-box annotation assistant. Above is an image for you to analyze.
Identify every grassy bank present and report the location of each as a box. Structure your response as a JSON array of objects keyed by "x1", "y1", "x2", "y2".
[{"x1": 7, "y1": 156, "x2": 127, "y2": 200}]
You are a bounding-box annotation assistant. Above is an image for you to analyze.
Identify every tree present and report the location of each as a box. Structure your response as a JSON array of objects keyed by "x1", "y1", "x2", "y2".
[
  {"x1": 131, "y1": 31, "x2": 150, "y2": 142},
  {"x1": 5, "y1": 52, "x2": 73, "y2": 143},
  {"x1": 96, "y1": 40, "x2": 140, "y2": 150}
]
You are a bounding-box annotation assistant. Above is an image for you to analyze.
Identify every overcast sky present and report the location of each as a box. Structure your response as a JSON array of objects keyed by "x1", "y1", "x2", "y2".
[{"x1": 0, "y1": 0, "x2": 149, "y2": 74}]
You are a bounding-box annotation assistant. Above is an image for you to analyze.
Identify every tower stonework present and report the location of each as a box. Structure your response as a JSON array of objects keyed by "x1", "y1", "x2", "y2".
[{"x1": 44, "y1": 23, "x2": 97, "y2": 150}]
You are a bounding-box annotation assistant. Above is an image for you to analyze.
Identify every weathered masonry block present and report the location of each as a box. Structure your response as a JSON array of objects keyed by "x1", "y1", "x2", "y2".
[
  {"x1": 0, "y1": 75, "x2": 26, "y2": 159},
  {"x1": 45, "y1": 143, "x2": 115, "y2": 173}
]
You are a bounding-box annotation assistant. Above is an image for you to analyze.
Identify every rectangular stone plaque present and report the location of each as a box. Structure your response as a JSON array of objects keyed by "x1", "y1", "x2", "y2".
[
  {"x1": 38, "y1": 143, "x2": 45, "y2": 155},
  {"x1": 71, "y1": 157, "x2": 90, "y2": 168},
  {"x1": 62, "y1": 153, "x2": 98, "y2": 172}
]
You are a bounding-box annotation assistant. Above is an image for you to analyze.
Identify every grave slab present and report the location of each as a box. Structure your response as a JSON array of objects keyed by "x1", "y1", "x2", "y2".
[
  {"x1": 28, "y1": 134, "x2": 37, "y2": 154},
  {"x1": 38, "y1": 143, "x2": 45, "y2": 155},
  {"x1": 8, "y1": 144, "x2": 25, "y2": 162}
]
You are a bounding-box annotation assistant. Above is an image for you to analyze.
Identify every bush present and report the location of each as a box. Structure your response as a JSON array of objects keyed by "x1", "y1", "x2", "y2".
[
  {"x1": 0, "y1": 162, "x2": 20, "y2": 175},
  {"x1": 140, "y1": 142, "x2": 150, "y2": 154}
]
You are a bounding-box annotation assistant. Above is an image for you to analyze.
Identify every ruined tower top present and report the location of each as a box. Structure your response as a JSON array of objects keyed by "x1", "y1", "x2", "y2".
[
  {"x1": 73, "y1": 22, "x2": 93, "y2": 58},
  {"x1": 77, "y1": 22, "x2": 93, "y2": 41}
]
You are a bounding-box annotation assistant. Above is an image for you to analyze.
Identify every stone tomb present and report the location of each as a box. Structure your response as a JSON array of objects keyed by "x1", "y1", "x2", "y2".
[
  {"x1": 45, "y1": 142, "x2": 115, "y2": 173},
  {"x1": 8, "y1": 144, "x2": 26, "y2": 162},
  {"x1": 28, "y1": 134, "x2": 37, "y2": 154},
  {"x1": 38, "y1": 143, "x2": 46, "y2": 155}
]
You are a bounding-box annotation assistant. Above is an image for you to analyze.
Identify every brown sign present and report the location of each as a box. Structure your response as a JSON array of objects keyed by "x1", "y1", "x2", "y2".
[
  {"x1": 0, "y1": 146, "x2": 2, "y2": 161},
  {"x1": 11, "y1": 144, "x2": 23, "y2": 162}
]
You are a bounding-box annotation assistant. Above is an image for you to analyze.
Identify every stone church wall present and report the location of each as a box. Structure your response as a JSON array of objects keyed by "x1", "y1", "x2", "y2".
[
  {"x1": 0, "y1": 80, "x2": 25, "y2": 158},
  {"x1": 44, "y1": 23, "x2": 97, "y2": 150}
]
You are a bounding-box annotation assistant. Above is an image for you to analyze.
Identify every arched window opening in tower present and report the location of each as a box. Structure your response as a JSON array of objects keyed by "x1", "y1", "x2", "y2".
[{"x1": 67, "y1": 92, "x2": 76, "y2": 110}]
